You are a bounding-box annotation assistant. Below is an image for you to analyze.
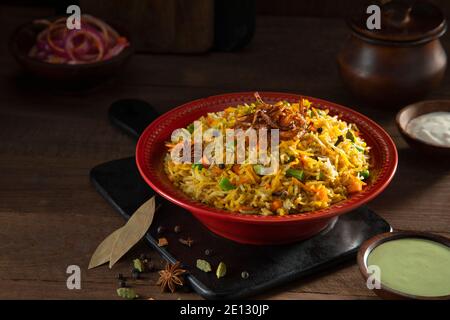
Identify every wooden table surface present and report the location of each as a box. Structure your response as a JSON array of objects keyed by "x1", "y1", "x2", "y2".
[{"x1": 0, "y1": 6, "x2": 449, "y2": 300}]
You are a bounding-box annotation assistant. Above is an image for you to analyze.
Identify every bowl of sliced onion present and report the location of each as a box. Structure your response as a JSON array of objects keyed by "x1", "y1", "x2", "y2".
[{"x1": 10, "y1": 14, "x2": 133, "y2": 85}]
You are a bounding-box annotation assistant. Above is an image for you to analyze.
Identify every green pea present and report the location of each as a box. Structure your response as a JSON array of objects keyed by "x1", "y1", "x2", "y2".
[{"x1": 360, "y1": 170, "x2": 370, "y2": 180}]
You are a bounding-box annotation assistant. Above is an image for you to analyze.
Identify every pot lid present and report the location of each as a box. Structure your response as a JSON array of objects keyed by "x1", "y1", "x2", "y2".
[{"x1": 349, "y1": 0, "x2": 447, "y2": 43}]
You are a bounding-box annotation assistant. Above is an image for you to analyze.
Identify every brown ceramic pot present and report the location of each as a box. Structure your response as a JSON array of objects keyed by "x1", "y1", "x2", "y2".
[{"x1": 338, "y1": 0, "x2": 447, "y2": 107}]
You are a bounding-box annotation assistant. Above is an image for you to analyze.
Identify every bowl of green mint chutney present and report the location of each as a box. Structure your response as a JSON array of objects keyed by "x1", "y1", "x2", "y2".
[{"x1": 358, "y1": 232, "x2": 450, "y2": 300}]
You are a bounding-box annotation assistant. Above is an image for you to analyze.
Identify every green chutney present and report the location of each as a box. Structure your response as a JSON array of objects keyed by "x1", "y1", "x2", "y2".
[{"x1": 367, "y1": 238, "x2": 450, "y2": 297}]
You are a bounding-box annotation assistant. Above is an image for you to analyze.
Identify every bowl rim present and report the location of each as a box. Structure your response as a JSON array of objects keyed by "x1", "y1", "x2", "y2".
[
  {"x1": 9, "y1": 15, "x2": 134, "y2": 70},
  {"x1": 357, "y1": 231, "x2": 450, "y2": 300},
  {"x1": 396, "y1": 100, "x2": 450, "y2": 150},
  {"x1": 136, "y1": 91, "x2": 398, "y2": 224}
]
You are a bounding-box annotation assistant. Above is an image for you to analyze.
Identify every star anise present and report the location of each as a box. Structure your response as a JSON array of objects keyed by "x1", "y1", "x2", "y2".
[{"x1": 156, "y1": 261, "x2": 187, "y2": 293}]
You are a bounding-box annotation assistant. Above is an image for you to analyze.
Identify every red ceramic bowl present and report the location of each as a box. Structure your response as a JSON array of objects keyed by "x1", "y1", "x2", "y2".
[{"x1": 136, "y1": 92, "x2": 398, "y2": 245}]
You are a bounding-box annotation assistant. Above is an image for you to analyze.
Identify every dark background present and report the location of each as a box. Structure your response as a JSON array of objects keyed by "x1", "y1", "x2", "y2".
[
  {"x1": 3, "y1": 0, "x2": 450, "y2": 17},
  {"x1": 257, "y1": 0, "x2": 450, "y2": 17}
]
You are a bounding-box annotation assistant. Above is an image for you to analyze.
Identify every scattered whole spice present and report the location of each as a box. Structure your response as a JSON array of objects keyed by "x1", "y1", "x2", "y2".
[
  {"x1": 133, "y1": 258, "x2": 144, "y2": 272},
  {"x1": 204, "y1": 249, "x2": 213, "y2": 256},
  {"x1": 216, "y1": 262, "x2": 227, "y2": 279},
  {"x1": 156, "y1": 261, "x2": 187, "y2": 293},
  {"x1": 157, "y1": 226, "x2": 165, "y2": 235},
  {"x1": 241, "y1": 271, "x2": 250, "y2": 279},
  {"x1": 196, "y1": 259, "x2": 212, "y2": 273},
  {"x1": 132, "y1": 268, "x2": 140, "y2": 280},
  {"x1": 143, "y1": 259, "x2": 149, "y2": 271},
  {"x1": 118, "y1": 279, "x2": 127, "y2": 288},
  {"x1": 179, "y1": 237, "x2": 194, "y2": 247},
  {"x1": 334, "y1": 135, "x2": 344, "y2": 146},
  {"x1": 117, "y1": 287, "x2": 138, "y2": 299},
  {"x1": 174, "y1": 225, "x2": 181, "y2": 233},
  {"x1": 139, "y1": 253, "x2": 147, "y2": 261},
  {"x1": 158, "y1": 237, "x2": 169, "y2": 247}
]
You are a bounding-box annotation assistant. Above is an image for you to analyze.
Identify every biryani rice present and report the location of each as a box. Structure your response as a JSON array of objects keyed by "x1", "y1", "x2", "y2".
[{"x1": 164, "y1": 98, "x2": 370, "y2": 216}]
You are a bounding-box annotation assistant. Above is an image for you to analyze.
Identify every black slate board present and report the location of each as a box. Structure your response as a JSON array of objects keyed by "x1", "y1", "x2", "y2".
[
  {"x1": 90, "y1": 157, "x2": 391, "y2": 300},
  {"x1": 90, "y1": 99, "x2": 392, "y2": 299}
]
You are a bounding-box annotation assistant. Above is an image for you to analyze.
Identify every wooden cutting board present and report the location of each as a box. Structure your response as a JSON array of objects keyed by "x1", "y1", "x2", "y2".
[{"x1": 80, "y1": 0, "x2": 214, "y2": 53}]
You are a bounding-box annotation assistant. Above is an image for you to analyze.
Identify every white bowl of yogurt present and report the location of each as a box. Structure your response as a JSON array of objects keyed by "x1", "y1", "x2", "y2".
[{"x1": 396, "y1": 100, "x2": 450, "y2": 155}]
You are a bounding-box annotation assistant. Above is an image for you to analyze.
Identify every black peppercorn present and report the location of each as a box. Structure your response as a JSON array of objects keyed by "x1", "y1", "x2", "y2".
[
  {"x1": 117, "y1": 273, "x2": 124, "y2": 280},
  {"x1": 147, "y1": 261, "x2": 155, "y2": 272},
  {"x1": 174, "y1": 225, "x2": 181, "y2": 233},
  {"x1": 218, "y1": 164, "x2": 225, "y2": 169},
  {"x1": 241, "y1": 271, "x2": 249, "y2": 279},
  {"x1": 131, "y1": 268, "x2": 140, "y2": 280},
  {"x1": 118, "y1": 279, "x2": 127, "y2": 288},
  {"x1": 157, "y1": 226, "x2": 165, "y2": 235},
  {"x1": 204, "y1": 249, "x2": 213, "y2": 256}
]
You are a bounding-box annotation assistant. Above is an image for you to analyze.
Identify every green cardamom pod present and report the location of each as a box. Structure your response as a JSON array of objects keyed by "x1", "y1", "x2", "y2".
[
  {"x1": 216, "y1": 262, "x2": 227, "y2": 279},
  {"x1": 133, "y1": 259, "x2": 144, "y2": 272},
  {"x1": 117, "y1": 287, "x2": 138, "y2": 300},
  {"x1": 196, "y1": 259, "x2": 212, "y2": 273}
]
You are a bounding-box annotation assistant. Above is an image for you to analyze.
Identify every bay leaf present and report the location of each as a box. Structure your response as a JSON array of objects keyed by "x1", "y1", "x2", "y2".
[
  {"x1": 109, "y1": 196, "x2": 156, "y2": 268},
  {"x1": 88, "y1": 227, "x2": 123, "y2": 269}
]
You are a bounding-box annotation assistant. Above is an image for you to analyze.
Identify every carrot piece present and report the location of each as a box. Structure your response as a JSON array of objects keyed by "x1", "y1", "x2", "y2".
[
  {"x1": 271, "y1": 199, "x2": 283, "y2": 211},
  {"x1": 239, "y1": 177, "x2": 249, "y2": 184},
  {"x1": 315, "y1": 188, "x2": 329, "y2": 202},
  {"x1": 211, "y1": 166, "x2": 222, "y2": 175},
  {"x1": 347, "y1": 178, "x2": 363, "y2": 193}
]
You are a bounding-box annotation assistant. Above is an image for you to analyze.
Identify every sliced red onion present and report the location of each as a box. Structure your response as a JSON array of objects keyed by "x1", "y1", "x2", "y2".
[
  {"x1": 30, "y1": 14, "x2": 129, "y2": 64},
  {"x1": 65, "y1": 29, "x2": 105, "y2": 63}
]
